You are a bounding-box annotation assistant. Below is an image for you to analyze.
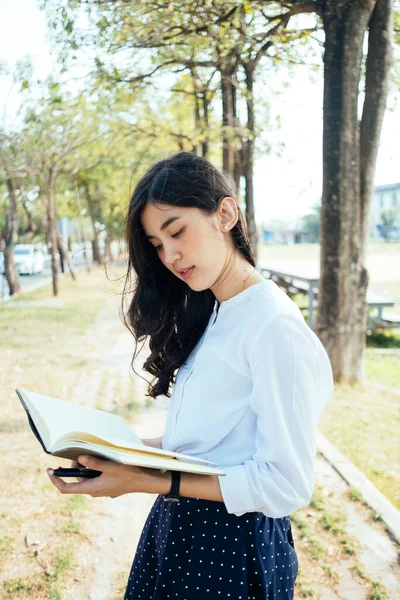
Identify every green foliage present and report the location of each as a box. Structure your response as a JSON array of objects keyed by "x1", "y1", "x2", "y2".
[
  {"x1": 366, "y1": 331, "x2": 400, "y2": 348},
  {"x1": 66, "y1": 493, "x2": 86, "y2": 512},
  {"x1": 309, "y1": 486, "x2": 325, "y2": 510},
  {"x1": 0, "y1": 535, "x2": 11, "y2": 560},
  {"x1": 3, "y1": 579, "x2": 33, "y2": 596},
  {"x1": 348, "y1": 487, "x2": 363, "y2": 502},
  {"x1": 52, "y1": 547, "x2": 72, "y2": 578},
  {"x1": 394, "y1": 6, "x2": 400, "y2": 46},
  {"x1": 369, "y1": 580, "x2": 388, "y2": 600},
  {"x1": 2, "y1": 0, "x2": 324, "y2": 259},
  {"x1": 41, "y1": 0, "x2": 321, "y2": 170}
]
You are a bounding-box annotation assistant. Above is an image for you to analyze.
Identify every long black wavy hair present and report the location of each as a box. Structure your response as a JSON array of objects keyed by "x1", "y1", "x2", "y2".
[{"x1": 122, "y1": 151, "x2": 256, "y2": 399}]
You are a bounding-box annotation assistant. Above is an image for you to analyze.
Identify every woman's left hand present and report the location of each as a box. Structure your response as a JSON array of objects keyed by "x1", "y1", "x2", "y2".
[{"x1": 46, "y1": 455, "x2": 170, "y2": 498}]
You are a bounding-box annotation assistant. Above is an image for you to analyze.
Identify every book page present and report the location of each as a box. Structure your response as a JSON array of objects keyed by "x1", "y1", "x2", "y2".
[
  {"x1": 52, "y1": 441, "x2": 226, "y2": 476},
  {"x1": 58, "y1": 433, "x2": 217, "y2": 466},
  {"x1": 18, "y1": 389, "x2": 143, "y2": 450}
]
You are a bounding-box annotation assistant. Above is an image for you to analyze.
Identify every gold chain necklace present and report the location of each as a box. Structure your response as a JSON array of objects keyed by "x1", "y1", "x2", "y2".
[{"x1": 241, "y1": 266, "x2": 255, "y2": 292}]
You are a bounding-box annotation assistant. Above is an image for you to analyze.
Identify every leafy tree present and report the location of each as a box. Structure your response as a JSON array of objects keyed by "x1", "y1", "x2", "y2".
[
  {"x1": 22, "y1": 82, "x2": 101, "y2": 294},
  {"x1": 41, "y1": 0, "x2": 395, "y2": 383},
  {"x1": 43, "y1": 0, "x2": 320, "y2": 263}
]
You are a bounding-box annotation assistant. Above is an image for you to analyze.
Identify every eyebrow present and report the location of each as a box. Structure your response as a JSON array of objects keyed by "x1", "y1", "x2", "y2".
[{"x1": 145, "y1": 216, "x2": 182, "y2": 240}]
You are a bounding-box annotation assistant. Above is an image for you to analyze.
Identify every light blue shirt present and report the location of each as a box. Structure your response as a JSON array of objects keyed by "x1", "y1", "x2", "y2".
[{"x1": 162, "y1": 279, "x2": 334, "y2": 518}]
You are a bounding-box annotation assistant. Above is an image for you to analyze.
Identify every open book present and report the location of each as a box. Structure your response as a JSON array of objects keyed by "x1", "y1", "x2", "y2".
[{"x1": 16, "y1": 389, "x2": 225, "y2": 476}]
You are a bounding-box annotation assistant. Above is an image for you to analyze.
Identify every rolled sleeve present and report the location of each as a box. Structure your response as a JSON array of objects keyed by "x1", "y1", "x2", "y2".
[{"x1": 218, "y1": 309, "x2": 334, "y2": 518}]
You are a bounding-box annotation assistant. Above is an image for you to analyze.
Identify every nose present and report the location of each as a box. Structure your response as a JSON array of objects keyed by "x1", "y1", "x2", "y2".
[{"x1": 162, "y1": 242, "x2": 181, "y2": 268}]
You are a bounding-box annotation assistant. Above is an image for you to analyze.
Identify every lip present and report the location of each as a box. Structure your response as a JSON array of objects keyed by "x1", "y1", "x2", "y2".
[{"x1": 180, "y1": 266, "x2": 195, "y2": 280}]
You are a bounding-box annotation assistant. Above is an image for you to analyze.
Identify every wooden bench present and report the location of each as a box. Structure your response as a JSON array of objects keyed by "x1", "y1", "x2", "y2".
[{"x1": 258, "y1": 261, "x2": 397, "y2": 332}]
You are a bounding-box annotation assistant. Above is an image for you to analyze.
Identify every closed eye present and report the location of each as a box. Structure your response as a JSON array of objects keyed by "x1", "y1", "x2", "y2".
[{"x1": 154, "y1": 228, "x2": 184, "y2": 251}]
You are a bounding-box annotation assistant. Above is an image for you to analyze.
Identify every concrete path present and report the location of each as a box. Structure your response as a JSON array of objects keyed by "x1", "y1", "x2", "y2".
[{"x1": 315, "y1": 453, "x2": 400, "y2": 599}]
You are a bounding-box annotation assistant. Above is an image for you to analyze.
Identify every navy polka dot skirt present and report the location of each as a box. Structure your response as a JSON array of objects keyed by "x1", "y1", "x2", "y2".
[{"x1": 124, "y1": 494, "x2": 298, "y2": 599}]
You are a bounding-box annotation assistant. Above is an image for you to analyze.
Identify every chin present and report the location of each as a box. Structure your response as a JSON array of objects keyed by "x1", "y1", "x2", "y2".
[
  {"x1": 188, "y1": 279, "x2": 213, "y2": 293},
  {"x1": 184, "y1": 278, "x2": 204, "y2": 292}
]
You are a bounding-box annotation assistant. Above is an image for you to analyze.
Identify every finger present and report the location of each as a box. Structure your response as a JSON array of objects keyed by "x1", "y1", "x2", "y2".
[
  {"x1": 78, "y1": 455, "x2": 109, "y2": 473},
  {"x1": 70, "y1": 459, "x2": 84, "y2": 482},
  {"x1": 46, "y1": 469, "x2": 97, "y2": 495}
]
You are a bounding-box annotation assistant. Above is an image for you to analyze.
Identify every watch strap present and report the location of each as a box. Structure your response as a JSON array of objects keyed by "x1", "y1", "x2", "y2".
[{"x1": 164, "y1": 469, "x2": 181, "y2": 502}]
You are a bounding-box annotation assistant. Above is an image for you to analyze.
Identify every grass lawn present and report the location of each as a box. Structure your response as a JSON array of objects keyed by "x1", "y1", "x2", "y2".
[
  {"x1": 364, "y1": 349, "x2": 400, "y2": 389},
  {"x1": 0, "y1": 269, "x2": 109, "y2": 416},
  {"x1": 318, "y1": 379, "x2": 399, "y2": 510}
]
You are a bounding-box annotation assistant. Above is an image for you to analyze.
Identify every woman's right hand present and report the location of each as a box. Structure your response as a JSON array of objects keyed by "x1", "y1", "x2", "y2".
[{"x1": 70, "y1": 459, "x2": 86, "y2": 482}]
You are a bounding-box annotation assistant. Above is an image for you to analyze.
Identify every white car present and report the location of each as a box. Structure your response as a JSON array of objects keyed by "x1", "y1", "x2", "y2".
[{"x1": 10, "y1": 244, "x2": 45, "y2": 275}]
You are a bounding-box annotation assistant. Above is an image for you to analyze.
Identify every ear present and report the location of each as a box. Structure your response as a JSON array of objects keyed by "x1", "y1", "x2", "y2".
[{"x1": 218, "y1": 197, "x2": 238, "y2": 231}]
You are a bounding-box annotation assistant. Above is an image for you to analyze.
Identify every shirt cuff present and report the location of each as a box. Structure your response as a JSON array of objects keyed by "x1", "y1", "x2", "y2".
[
  {"x1": 218, "y1": 464, "x2": 259, "y2": 517},
  {"x1": 218, "y1": 461, "x2": 312, "y2": 518}
]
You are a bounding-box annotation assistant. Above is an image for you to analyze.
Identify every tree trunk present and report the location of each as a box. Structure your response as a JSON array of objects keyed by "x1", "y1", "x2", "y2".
[
  {"x1": 359, "y1": 0, "x2": 393, "y2": 252},
  {"x1": 231, "y1": 80, "x2": 242, "y2": 195},
  {"x1": 202, "y1": 90, "x2": 209, "y2": 158},
  {"x1": 21, "y1": 196, "x2": 37, "y2": 242},
  {"x1": 58, "y1": 239, "x2": 77, "y2": 280},
  {"x1": 64, "y1": 246, "x2": 77, "y2": 280},
  {"x1": 58, "y1": 239, "x2": 65, "y2": 273},
  {"x1": 220, "y1": 59, "x2": 237, "y2": 176},
  {"x1": 83, "y1": 181, "x2": 103, "y2": 265},
  {"x1": 80, "y1": 223, "x2": 92, "y2": 272},
  {"x1": 46, "y1": 173, "x2": 59, "y2": 296},
  {"x1": 104, "y1": 234, "x2": 112, "y2": 262},
  {"x1": 243, "y1": 62, "x2": 258, "y2": 264},
  {"x1": 74, "y1": 179, "x2": 91, "y2": 273},
  {"x1": 316, "y1": 0, "x2": 392, "y2": 382},
  {"x1": 191, "y1": 71, "x2": 203, "y2": 157},
  {"x1": 2, "y1": 178, "x2": 21, "y2": 296}
]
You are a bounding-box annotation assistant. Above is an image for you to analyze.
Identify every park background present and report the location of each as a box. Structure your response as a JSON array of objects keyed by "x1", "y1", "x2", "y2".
[{"x1": 0, "y1": 1, "x2": 400, "y2": 599}]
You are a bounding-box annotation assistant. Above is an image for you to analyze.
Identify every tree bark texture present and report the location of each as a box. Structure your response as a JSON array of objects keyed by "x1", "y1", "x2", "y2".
[
  {"x1": 58, "y1": 239, "x2": 77, "y2": 280},
  {"x1": 2, "y1": 178, "x2": 21, "y2": 296},
  {"x1": 83, "y1": 181, "x2": 104, "y2": 265},
  {"x1": 316, "y1": 0, "x2": 392, "y2": 382},
  {"x1": 21, "y1": 196, "x2": 37, "y2": 242},
  {"x1": 359, "y1": 0, "x2": 393, "y2": 252},
  {"x1": 243, "y1": 62, "x2": 258, "y2": 264},
  {"x1": 74, "y1": 179, "x2": 91, "y2": 273},
  {"x1": 58, "y1": 239, "x2": 65, "y2": 274},
  {"x1": 46, "y1": 173, "x2": 59, "y2": 296},
  {"x1": 220, "y1": 56, "x2": 239, "y2": 176},
  {"x1": 202, "y1": 90, "x2": 210, "y2": 158},
  {"x1": 191, "y1": 70, "x2": 211, "y2": 158}
]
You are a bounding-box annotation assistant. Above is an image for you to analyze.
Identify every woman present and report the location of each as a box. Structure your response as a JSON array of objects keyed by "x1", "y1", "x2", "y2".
[{"x1": 47, "y1": 151, "x2": 334, "y2": 599}]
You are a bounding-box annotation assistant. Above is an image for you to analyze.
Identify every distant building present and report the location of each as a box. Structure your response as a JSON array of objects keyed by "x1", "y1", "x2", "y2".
[
  {"x1": 369, "y1": 183, "x2": 400, "y2": 240},
  {"x1": 262, "y1": 230, "x2": 275, "y2": 243},
  {"x1": 258, "y1": 219, "x2": 304, "y2": 244}
]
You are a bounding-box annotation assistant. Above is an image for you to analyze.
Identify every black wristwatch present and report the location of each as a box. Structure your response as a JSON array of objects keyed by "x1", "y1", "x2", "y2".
[{"x1": 164, "y1": 470, "x2": 181, "y2": 503}]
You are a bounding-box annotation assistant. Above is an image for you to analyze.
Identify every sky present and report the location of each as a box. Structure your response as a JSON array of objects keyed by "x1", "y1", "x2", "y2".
[{"x1": 1, "y1": 0, "x2": 399, "y2": 227}]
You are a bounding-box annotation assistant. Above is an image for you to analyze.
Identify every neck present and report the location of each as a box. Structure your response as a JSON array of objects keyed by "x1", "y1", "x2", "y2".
[{"x1": 211, "y1": 261, "x2": 262, "y2": 305}]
